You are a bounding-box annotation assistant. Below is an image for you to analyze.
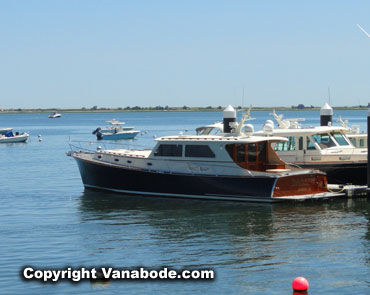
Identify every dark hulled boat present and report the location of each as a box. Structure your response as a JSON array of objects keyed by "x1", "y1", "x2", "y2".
[{"x1": 69, "y1": 106, "x2": 342, "y2": 202}]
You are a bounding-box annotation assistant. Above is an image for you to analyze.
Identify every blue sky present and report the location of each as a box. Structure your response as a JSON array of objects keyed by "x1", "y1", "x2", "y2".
[{"x1": 1, "y1": 0, "x2": 370, "y2": 109}]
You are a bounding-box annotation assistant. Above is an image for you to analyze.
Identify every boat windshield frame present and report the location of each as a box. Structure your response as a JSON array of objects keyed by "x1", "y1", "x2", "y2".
[
  {"x1": 330, "y1": 131, "x2": 352, "y2": 147},
  {"x1": 196, "y1": 126, "x2": 222, "y2": 136},
  {"x1": 308, "y1": 131, "x2": 351, "y2": 150}
]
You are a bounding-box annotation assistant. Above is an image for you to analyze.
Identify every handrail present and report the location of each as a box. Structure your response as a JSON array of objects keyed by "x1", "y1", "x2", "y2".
[{"x1": 68, "y1": 139, "x2": 153, "y2": 153}]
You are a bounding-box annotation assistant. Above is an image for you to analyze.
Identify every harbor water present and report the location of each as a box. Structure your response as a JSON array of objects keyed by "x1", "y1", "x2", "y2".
[{"x1": 0, "y1": 110, "x2": 369, "y2": 294}]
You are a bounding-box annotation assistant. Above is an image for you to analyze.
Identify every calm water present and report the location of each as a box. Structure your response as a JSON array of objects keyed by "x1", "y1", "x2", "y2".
[{"x1": 0, "y1": 110, "x2": 369, "y2": 294}]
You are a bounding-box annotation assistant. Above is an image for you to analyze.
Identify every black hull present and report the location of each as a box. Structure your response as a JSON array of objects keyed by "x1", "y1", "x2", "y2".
[
  {"x1": 73, "y1": 155, "x2": 278, "y2": 202},
  {"x1": 299, "y1": 162, "x2": 367, "y2": 185}
]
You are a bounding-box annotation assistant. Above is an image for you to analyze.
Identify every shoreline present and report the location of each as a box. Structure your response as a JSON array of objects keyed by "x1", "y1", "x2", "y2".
[{"x1": 1, "y1": 106, "x2": 369, "y2": 114}]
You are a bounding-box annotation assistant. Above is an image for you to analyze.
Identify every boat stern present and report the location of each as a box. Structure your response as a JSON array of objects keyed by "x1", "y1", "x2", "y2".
[{"x1": 272, "y1": 172, "x2": 329, "y2": 198}]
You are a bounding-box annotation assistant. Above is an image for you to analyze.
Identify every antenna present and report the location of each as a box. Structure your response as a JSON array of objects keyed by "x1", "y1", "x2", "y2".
[
  {"x1": 328, "y1": 87, "x2": 331, "y2": 106},
  {"x1": 357, "y1": 24, "x2": 370, "y2": 38},
  {"x1": 242, "y1": 86, "x2": 245, "y2": 109}
]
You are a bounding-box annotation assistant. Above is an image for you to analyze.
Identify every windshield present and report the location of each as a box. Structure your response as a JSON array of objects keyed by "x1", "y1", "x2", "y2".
[
  {"x1": 197, "y1": 127, "x2": 221, "y2": 135},
  {"x1": 331, "y1": 132, "x2": 350, "y2": 146},
  {"x1": 311, "y1": 133, "x2": 337, "y2": 149}
]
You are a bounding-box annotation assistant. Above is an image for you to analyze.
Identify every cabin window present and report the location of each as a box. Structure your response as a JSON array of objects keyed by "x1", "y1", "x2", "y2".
[
  {"x1": 154, "y1": 144, "x2": 183, "y2": 157},
  {"x1": 248, "y1": 143, "x2": 266, "y2": 162},
  {"x1": 311, "y1": 134, "x2": 336, "y2": 149},
  {"x1": 298, "y1": 137, "x2": 303, "y2": 150},
  {"x1": 236, "y1": 144, "x2": 245, "y2": 162},
  {"x1": 226, "y1": 142, "x2": 267, "y2": 170},
  {"x1": 331, "y1": 132, "x2": 350, "y2": 146},
  {"x1": 360, "y1": 139, "x2": 365, "y2": 147},
  {"x1": 185, "y1": 145, "x2": 215, "y2": 158},
  {"x1": 226, "y1": 144, "x2": 234, "y2": 159},
  {"x1": 307, "y1": 137, "x2": 316, "y2": 150},
  {"x1": 273, "y1": 136, "x2": 296, "y2": 151},
  {"x1": 248, "y1": 143, "x2": 257, "y2": 162}
]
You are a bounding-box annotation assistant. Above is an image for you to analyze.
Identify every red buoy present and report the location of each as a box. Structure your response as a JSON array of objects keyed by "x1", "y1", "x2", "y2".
[{"x1": 292, "y1": 277, "x2": 309, "y2": 292}]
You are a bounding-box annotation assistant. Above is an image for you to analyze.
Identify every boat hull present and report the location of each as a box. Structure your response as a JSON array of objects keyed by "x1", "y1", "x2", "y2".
[
  {"x1": 298, "y1": 162, "x2": 367, "y2": 185},
  {"x1": 0, "y1": 134, "x2": 29, "y2": 143},
  {"x1": 72, "y1": 153, "x2": 337, "y2": 202},
  {"x1": 73, "y1": 153, "x2": 280, "y2": 202},
  {"x1": 99, "y1": 131, "x2": 139, "y2": 140}
]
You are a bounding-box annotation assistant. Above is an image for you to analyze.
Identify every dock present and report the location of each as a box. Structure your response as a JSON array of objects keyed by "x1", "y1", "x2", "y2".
[{"x1": 327, "y1": 184, "x2": 370, "y2": 198}]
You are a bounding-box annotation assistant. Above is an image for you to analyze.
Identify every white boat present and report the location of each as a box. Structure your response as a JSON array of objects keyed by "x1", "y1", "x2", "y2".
[
  {"x1": 258, "y1": 110, "x2": 367, "y2": 185},
  {"x1": 48, "y1": 112, "x2": 61, "y2": 118},
  {"x1": 69, "y1": 106, "x2": 342, "y2": 202},
  {"x1": 337, "y1": 115, "x2": 367, "y2": 148},
  {"x1": 0, "y1": 130, "x2": 29, "y2": 143},
  {"x1": 101, "y1": 119, "x2": 135, "y2": 132},
  {"x1": 92, "y1": 119, "x2": 140, "y2": 140},
  {"x1": 196, "y1": 109, "x2": 368, "y2": 185}
]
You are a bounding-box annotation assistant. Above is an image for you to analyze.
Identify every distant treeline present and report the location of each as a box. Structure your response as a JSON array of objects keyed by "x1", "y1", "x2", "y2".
[{"x1": 1, "y1": 104, "x2": 370, "y2": 113}]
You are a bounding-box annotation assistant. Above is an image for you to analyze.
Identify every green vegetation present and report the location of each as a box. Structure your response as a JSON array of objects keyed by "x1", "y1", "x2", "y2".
[{"x1": 1, "y1": 105, "x2": 369, "y2": 114}]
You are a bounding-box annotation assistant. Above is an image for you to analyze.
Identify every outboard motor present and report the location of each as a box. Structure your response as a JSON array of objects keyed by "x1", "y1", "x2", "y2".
[
  {"x1": 223, "y1": 105, "x2": 236, "y2": 133},
  {"x1": 96, "y1": 131, "x2": 103, "y2": 140},
  {"x1": 320, "y1": 103, "x2": 333, "y2": 126},
  {"x1": 92, "y1": 127, "x2": 101, "y2": 135}
]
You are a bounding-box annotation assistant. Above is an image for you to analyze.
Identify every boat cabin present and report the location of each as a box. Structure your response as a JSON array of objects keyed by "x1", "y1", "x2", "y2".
[
  {"x1": 272, "y1": 129, "x2": 352, "y2": 152},
  {"x1": 255, "y1": 126, "x2": 368, "y2": 165},
  {"x1": 346, "y1": 133, "x2": 367, "y2": 148},
  {"x1": 150, "y1": 135, "x2": 292, "y2": 174},
  {"x1": 224, "y1": 141, "x2": 289, "y2": 172}
]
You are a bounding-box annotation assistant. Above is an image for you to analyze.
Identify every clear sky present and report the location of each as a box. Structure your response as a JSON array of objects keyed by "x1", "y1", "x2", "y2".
[{"x1": 1, "y1": 0, "x2": 370, "y2": 109}]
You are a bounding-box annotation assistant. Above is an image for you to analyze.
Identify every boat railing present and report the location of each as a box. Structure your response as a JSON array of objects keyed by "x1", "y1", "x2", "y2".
[{"x1": 68, "y1": 139, "x2": 153, "y2": 153}]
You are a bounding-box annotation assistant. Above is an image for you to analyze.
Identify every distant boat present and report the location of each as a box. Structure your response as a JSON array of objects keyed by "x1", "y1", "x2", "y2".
[
  {"x1": 48, "y1": 112, "x2": 61, "y2": 118},
  {"x1": 92, "y1": 119, "x2": 140, "y2": 140},
  {"x1": 0, "y1": 129, "x2": 29, "y2": 143},
  {"x1": 100, "y1": 119, "x2": 136, "y2": 132}
]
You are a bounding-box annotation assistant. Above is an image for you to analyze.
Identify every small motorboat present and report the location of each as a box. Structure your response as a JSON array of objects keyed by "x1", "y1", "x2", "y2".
[
  {"x1": 48, "y1": 112, "x2": 61, "y2": 118},
  {"x1": 0, "y1": 130, "x2": 29, "y2": 143},
  {"x1": 92, "y1": 119, "x2": 140, "y2": 140}
]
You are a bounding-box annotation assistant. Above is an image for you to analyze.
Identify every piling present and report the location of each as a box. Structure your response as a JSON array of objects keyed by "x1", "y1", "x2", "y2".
[
  {"x1": 223, "y1": 105, "x2": 236, "y2": 133},
  {"x1": 367, "y1": 109, "x2": 370, "y2": 187},
  {"x1": 320, "y1": 103, "x2": 333, "y2": 126}
]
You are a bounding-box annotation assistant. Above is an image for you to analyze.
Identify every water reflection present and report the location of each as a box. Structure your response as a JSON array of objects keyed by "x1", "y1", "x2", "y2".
[
  {"x1": 77, "y1": 190, "x2": 370, "y2": 257},
  {"x1": 77, "y1": 190, "x2": 370, "y2": 293},
  {"x1": 78, "y1": 189, "x2": 276, "y2": 238},
  {"x1": 79, "y1": 190, "x2": 370, "y2": 232}
]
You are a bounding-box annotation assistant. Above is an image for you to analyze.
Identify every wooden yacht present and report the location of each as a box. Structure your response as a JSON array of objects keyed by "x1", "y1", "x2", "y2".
[{"x1": 69, "y1": 106, "x2": 341, "y2": 202}]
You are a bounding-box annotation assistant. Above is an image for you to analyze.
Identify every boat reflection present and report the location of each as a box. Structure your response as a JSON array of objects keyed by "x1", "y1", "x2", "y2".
[
  {"x1": 77, "y1": 190, "x2": 370, "y2": 293},
  {"x1": 78, "y1": 190, "x2": 370, "y2": 240},
  {"x1": 78, "y1": 189, "x2": 276, "y2": 238}
]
